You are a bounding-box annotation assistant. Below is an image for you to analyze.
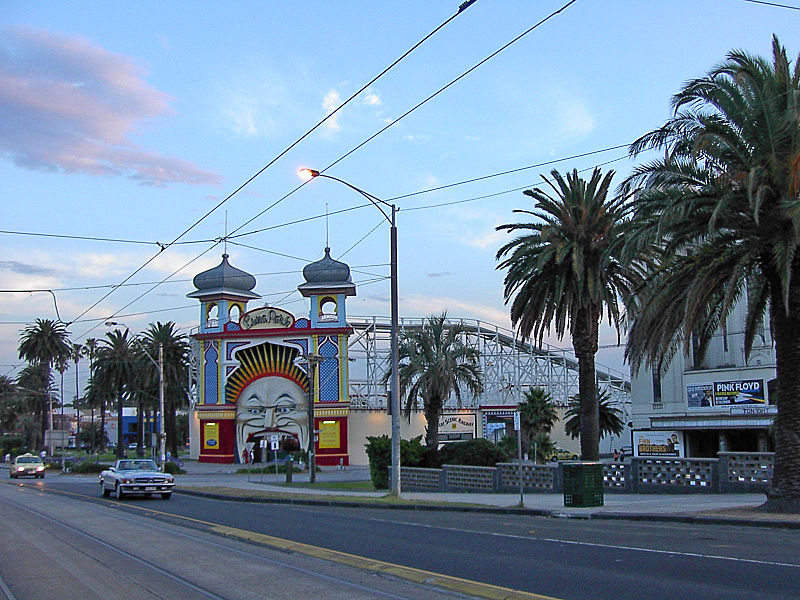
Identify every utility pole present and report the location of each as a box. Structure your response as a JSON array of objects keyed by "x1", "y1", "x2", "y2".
[{"x1": 159, "y1": 343, "x2": 166, "y2": 472}]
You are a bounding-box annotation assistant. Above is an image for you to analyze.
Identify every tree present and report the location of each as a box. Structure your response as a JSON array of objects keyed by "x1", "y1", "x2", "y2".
[
  {"x1": 18, "y1": 318, "x2": 71, "y2": 448},
  {"x1": 70, "y1": 343, "x2": 84, "y2": 442},
  {"x1": 93, "y1": 329, "x2": 136, "y2": 458},
  {"x1": 15, "y1": 364, "x2": 53, "y2": 449},
  {"x1": 0, "y1": 375, "x2": 21, "y2": 432},
  {"x1": 496, "y1": 168, "x2": 640, "y2": 461},
  {"x1": 517, "y1": 387, "x2": 559, "y2": 460},
  {"x1": 622, "y1": 36, "x2": 800, "y2": 511},
  {"x1": 393, "y1": 313, "x2": 483, "y2": 450},
  {"x1": 82, "y1": 339, "x2": 99, "y2": 451},
  {"x1": 564, "y1": 390, "x2": 624, "y2": 441},
  {"x1": 139, "y1": 322, "x2": 190, "y2": 459}
]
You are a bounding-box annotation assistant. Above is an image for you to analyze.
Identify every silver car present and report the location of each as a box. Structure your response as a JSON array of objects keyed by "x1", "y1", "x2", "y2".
[{"x1": 99, "y1": 459, "x2": 175, "y2": 499}]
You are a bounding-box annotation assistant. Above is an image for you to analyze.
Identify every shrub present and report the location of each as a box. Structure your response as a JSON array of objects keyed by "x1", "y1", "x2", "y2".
[
  {"x1": 70, "y1": 461, "x2": 110, "y2": 474},
  {"x1": 163, "y1": 461, "x2": 185, "y2": 475},
  {"x1": 365, "y1": 435, "x2": 437, "y2": 489},
  {"x1": 0, "y1": 435, "x2": 24, "y2": 455},
  {"x1": 437, "y1": 438, "x2": 509, "y2": 467}
]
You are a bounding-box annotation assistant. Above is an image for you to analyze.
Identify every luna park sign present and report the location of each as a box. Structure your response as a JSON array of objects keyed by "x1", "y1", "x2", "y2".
[{"x1": 239, "y1": 307, "x2": 295, "y2": 330}]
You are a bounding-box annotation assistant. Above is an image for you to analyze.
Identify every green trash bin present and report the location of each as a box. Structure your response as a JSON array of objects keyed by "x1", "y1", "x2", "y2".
[{"x1": 563, "y1": 462, "x2": 604, "y2": 507}]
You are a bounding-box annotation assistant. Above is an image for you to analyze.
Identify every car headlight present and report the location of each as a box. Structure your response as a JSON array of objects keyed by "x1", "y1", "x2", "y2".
[
  {"x1": 36, "y1": 466, "x2": 44, "y2": 471},
  {"x1": 166, "y1": 476, "x2": 174, "y2": 483},
  {"x1": 121, "y1": 478, "x2": 133, "y2": 484},
  {"x1": 16, "y1": 467, "x2": 24, "y2": 472}
]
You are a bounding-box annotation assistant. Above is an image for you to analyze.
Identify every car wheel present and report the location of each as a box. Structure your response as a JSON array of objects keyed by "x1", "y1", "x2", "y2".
[
  {"x1": 9, "y1": 472, "x2": 13, "y2": 479},
  {"x1": 39, "y1": 473, "x2": 45, "y2": 479},
  {"x1": 101, "y1": 482, "x2": 111, "y2": 497},
  {"x1": 161, "y1": 492, "x2": 172, "y2": 500},
  {"x1": 571, "y1": 455, "x2": 578, "y2": 460},
  {"x1": 115, "y1": 482, "x2": 125, "y2": 499}
]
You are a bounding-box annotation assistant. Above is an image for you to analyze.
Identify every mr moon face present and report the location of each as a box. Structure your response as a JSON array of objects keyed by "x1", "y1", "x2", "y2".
[{"x1": 235, "y1": 376, "x2": 308, "y2": 455}]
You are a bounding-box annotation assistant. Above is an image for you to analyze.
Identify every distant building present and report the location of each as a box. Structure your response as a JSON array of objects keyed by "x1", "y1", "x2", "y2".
[{"x1": 630, "y1": 300, "x2": 775, "y2": 457}]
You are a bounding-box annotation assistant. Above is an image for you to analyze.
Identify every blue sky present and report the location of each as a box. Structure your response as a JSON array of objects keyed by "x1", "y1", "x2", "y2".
[{"x1": 1, "y1": 0, "x2": 796, "y2": 390}]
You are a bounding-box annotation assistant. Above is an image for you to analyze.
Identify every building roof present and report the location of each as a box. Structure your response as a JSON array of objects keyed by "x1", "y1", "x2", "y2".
[
  {"x1": 187, "y1": 254, "x2": 260, "y2": 300},
  {"x1": 297, "y1": 247, "x2": 356, "y2": 297}
]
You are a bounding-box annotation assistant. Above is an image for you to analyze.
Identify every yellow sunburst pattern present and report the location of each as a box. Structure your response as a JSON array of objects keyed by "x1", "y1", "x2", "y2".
[{"x1": 225, "y1": 341, "x2": 309, "y2": 405}]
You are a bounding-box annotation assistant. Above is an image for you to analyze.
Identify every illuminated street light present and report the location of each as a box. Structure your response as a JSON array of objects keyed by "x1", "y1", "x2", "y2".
[{"x1": 298, "y1": 168, "x2": 401, "y2": 496}]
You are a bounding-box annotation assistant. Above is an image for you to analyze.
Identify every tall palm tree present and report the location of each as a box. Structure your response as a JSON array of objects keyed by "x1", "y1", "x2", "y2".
[
  {"x1": 564, "y1": 390, "x2": 624, "y2": 441},
  {"x1": 0, "y1": 375, "x2": 22, "y2": 432},
  {"x1": 70, "y1": 343, "x2": 83, "y2": 443},
  {"x1": 93, "y1": 329, "x2": 136, "y2": 458},
  {"x1": 140, "y1": 322, "x2": 190, "y2": 458},
  {"x1": 496, "y1": 168, "x2": 640, "y2": 461},
  {"x1": 82, "y1": 338, "x2": 99, "y2": 451},
  {"x1": 622, "y1": 36, "x2": 800, "y2": 510},
  {"x1": 518, "y1": 387, "x2": 559, "y2": 458},
  {"x1": 18, "y1": 318, "x2": 71, "y2": 448},
  {"x1": 15, "y1": 364, "x2": 53, "y2": 449},
  {"x1": 393, "y1": 312, "x2": 483, "y2": 450}
]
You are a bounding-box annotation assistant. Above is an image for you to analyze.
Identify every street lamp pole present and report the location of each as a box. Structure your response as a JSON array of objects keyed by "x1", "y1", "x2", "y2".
[
  {"x1": 105, "y1": 321, "x2": 166, "y2": 472},
  {"x1": 298, "y1": 168, "x2": 401, "y2": 496}
]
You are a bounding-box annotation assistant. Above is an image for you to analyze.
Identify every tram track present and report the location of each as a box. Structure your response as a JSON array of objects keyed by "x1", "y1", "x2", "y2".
[{"x1": 0, "y1": 481, "x2": 547, "y2": 600}]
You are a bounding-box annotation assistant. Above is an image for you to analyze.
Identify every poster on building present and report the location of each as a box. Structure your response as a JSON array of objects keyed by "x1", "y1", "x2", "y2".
[
  {"x1": 633, "y1": 430, "x2": 683, "y2": 457},
  {"x1": 686, "y1": 379, "x2": 766, "y2": 409},
  {"x1": 203, "y1": 422, "x2": 219, "y2": 449},
  {"x1": 438, "y1": 413, "x2": 476, "y2": 442},
  {"x1": 713, "y1": 379, "x2": 765, "y2": 406},
  {"x1": 687, "y1": 383, "x2": 714, "y2": 409}
]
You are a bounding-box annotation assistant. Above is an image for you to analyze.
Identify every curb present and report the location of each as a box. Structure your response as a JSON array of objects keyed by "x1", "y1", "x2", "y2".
[{"x1": 176, "y1": 488, "x2": 800, "y2": 529}]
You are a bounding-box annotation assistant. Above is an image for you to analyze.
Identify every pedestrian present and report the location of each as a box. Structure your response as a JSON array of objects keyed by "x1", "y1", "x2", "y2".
[
  {"x1": 4, "y1": 453, "x2": 9, "y2": 464},
  {"x1": 40, "y1": 449, "x2": 47, "y2": 461},
  {"x1": 242, "y1": 448, "x2": 249, "y2": 464},
  {"x1": 613, "y1": 449, "x2": 620, "y2": 462}
]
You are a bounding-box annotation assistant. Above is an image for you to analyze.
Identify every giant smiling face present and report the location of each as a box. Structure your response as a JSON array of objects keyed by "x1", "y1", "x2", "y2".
[{"x1": 235, "y1": 376, "x2": 308, "y2": 456}]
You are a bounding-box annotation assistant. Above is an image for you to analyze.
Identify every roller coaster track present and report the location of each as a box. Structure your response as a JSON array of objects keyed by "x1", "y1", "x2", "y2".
[{"x1": 346, "y1": 316, "x2": 630, "y2": 410}]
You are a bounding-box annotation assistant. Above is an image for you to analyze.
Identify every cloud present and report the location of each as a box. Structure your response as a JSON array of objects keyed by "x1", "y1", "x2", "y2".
[
  {"x1": 0, "y1": 26, "x2": 220, "y2": 186},
  {"x1": 362, "y1": 91, "x2": 381, "y2": 106},
  {"x1": 322, "y1": 90, "x2": 341, "y2": 131},
  {"x1": 403, "y1": 134, "x2": 430, "y2": 143},
  {"x1": 0, "y1": 261, "x2": 60, "y2": 277},
  {"x1": 556, "y1": 98, "x2": 595, "y2": 138},
  {"x1": 427, "y1": 272, "x2": 451, "y2": 278},
  {"x1": 402, "y1": 295, "x2": 511, "y2": 327},
  {"x1": 464, "y1": 228, "x2": 508, "y2": 249}
]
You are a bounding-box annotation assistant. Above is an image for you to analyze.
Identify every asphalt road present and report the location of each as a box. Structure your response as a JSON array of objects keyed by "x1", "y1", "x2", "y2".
[{"x1": 5, "y1": 477, "x2": 800, "y2": 600}]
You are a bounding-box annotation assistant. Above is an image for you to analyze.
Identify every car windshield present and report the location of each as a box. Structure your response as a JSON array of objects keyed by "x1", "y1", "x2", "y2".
[
  {"x1": 16, "y1": 457, "x2": 41, "y2": 464},
  {"x1": 118, "y1": 460, "x2": 158, "y2": 471}
]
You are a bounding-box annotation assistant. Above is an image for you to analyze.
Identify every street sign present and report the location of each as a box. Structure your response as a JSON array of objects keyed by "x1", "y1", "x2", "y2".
[
  {"x1": 270, "y1": 440, "x2": 280, "y2": 451},
  {"x1": 513, "y1": 412, "x2": 520, "y2": 431},
  {"x1": 44, "y1": 430, "x2": 70, "y2": 448}
]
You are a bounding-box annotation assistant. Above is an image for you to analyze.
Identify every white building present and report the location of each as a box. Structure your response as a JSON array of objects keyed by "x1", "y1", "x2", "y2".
[{"x1": 630, "y1": 300, "x2": 775, "y2": 458}]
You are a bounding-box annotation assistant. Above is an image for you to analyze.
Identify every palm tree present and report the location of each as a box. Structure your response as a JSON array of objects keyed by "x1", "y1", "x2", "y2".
[
  {"x1": 70, "y1": 343, "x2": 83, "y2": 443},
  {"x1": 140, "y1": 322, "x2": 190, "y2": 459},
  {"x1": 564, "y1": 390, "x2": 625, "y2": 441},
  {"x1": 393, "y1": 313, "x2": 483, "y2": 450},
  {"x1": 622, "y1": 36, "x2": 800, "y2": 511},
  {"x1": 82, "y1": 338, "x2": 99, "y2": 451},
  {"x1": 0, "y1": 375, "x2": 21, "y2": 432},
  {"x1": 496, "y1": 168, "x2": 640, "y2": 461},
  {"x1": 93, "y1": 329, "x2": 136, "y2": 458},
  {"x1": 518, "y1": 387, "x2": 559, "y2": 459},
  {"x1": 18, "y1": 318, "x2": 71, "y2": 448},
  {"x1": 15, "y1": 364, "x2": 53, "y2": 449}
]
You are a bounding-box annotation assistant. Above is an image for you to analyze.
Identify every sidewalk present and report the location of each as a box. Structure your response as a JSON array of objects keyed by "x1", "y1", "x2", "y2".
[{"x1": 176, "y1": 460, "x2": 800, "y2": 528}]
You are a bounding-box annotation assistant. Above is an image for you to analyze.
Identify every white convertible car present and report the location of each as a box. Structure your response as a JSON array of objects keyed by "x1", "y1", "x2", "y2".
[{"x1": 99, "y1": 459, "x2": 175, "y2": 499}]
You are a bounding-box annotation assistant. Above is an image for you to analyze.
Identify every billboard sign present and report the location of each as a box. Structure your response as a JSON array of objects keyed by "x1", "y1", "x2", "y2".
[
  {"x1": 633, "y1": 430, "x2": 683, "y2": 457},
  {"x1": 687, "y1": 379, "x2": 765, "y2": 409}
]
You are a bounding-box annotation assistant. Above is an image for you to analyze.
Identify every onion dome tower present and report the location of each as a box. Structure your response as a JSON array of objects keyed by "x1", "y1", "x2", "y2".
[
  {"x1": 187, "y1": 254, "x2": 260, "y2": 333},
  {"x1": 297, "y1": 247, "x2": 356, "y2": 328}
]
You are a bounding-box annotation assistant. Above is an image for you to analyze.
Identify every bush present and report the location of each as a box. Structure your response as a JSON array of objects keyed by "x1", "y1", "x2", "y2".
[
  {"x1": 236, "y1": 463, "x2": 303, "y2": 475},
  {"x1": 437, "y1": 438, "x2": 510, "y2": 467},
  {"x1": 364, "y1": 435, "x2": 437, "y2": 489},
  {"x1": 0, "y1": 435, "x2": 25, "y2": 456},
  {"x1": 70, "y1": 461, "x2": 110, "y2": 474},
  {"x1": 163, "y1": 461, "x2": 185, "y2": 475}
]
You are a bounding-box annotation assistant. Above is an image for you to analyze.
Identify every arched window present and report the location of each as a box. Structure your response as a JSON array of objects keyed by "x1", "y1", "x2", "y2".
[{"x1": 319, "y1": 296, "x2": 338, "y2": 322}]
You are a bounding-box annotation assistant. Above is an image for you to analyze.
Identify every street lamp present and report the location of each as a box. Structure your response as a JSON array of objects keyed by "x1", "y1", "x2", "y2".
[
  {"x1": 105, "y1": 321, "x2": 166, "y2": 472},
  {"x1": 298, "y1": 168, "x2": 401, "y2": 496}
]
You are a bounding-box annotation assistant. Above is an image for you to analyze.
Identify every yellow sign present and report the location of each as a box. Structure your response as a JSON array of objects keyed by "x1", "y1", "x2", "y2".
[
  {"x1": 203, "y1": 422, "x2": 219, "y2": 449},
  {"x1": 239, "y1": 306, "x2": 295, "y2": 330},
  {"x1": 318, "y1": 420, "x2": 340, "y2": 449}
]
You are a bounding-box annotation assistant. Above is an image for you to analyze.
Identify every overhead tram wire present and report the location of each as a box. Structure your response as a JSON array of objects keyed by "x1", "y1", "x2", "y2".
[
  {"x1": 222, "y1": 0, "x2": 581, "y2": 243},
  {"x1": 70, "y1": 1, "x2": 578, "y2": 332},
  {"x1": 63, "y1": 1, "x2": 478, "y2": 329}
]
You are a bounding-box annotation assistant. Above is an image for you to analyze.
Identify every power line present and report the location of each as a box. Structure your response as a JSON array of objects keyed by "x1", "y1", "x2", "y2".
[
  {"x1": 742, "y1": 0, "x2": 800, "y2": 10},
  {"x1": 63, "y1": 2, "x2": 476, "y2": 328}
]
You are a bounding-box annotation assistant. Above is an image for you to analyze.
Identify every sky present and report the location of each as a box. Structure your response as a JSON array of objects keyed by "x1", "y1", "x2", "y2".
[{"x1": 1, "y1": 0, "x2": 797, "y2": 395}]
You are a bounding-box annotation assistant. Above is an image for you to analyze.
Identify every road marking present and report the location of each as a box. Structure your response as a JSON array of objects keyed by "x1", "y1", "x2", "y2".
[
  {"x1": 333, "y1": 511, "x2": 800, "y2": 570},
  {"x1": 7, "y1": 482, "x2": 561, "y2": 600}
]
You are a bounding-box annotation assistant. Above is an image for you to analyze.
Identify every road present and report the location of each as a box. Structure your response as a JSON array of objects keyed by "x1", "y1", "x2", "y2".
[{"x1": 1, "y1": 476, "x2": 799, "y2": 600}]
